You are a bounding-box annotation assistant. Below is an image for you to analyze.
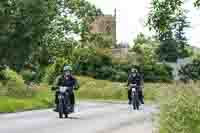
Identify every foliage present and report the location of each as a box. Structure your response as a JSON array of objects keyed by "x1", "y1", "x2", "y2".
[
  {"x1": 132, "y1": 34, "x2": 173, "y2": 81},
  {"x1": 20, "y1": 70, "x2": 36, "y2": 83},
  {"x1": 156, "y1": 40, "x2": 179, "y2": 62},
  {"x1": 159, "y1": 87, "x2": 200, "y2": 133},
  {"x1": 0, "y1": 0, "x2": 103, "y2": 72},
  {"x1": 0, "y1": 0, "x2": 57, "y2": 70},
  {"x1": 143, "y1": 63, "x2": 173, "y2": 82},
  {"x1": 148, "y1": 0, "x2": 191, "y2": 62},
  {"x1": 42, "y1": 57, "x2": 68, "y2": 84},
  {"x1": 87, "y1": 34, "x2": 113, "y2": 48},
  {"x1": 194, "y1": 0, "x2": 200, "y2": 7},
  {"x1": 73, "y1": 48, "x2": 113, "y2": 76},
  {"x1": 0, "y1": 68, "x2": 29, "y2": 97},
  {"x1": 179, "y1": 58, "x2": 200, "y2": 81},
  {"x1": 134, "y1": 33, "x2": 153, "y2": 45},
  {"x1": 133, "y1": 41, "x2": 159, "y2": 64},
  {"x1": 65, "y1": 0, "x2": 103, "y2": 43},
  {"x1": 148, "y1": 0, "x2": 183, "y2": 33}
]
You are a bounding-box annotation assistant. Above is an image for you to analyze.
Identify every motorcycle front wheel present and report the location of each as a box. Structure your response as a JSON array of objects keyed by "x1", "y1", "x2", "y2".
[{"x1": 58, "y1": 98, "x2": 64, "y2": 118}]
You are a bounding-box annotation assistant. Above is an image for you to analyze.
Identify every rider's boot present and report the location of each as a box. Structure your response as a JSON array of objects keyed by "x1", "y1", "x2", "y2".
[
  {"x1": 53, "y1": 104, "x2": 59, "y2": 112},
  {"x1": 140, "y1": 97, "x2": 144, "y2": 104},
  {"x1": 71, "y1": 105, "x2": 75, "y2": 112},
  {"x1": 128, "y1": 100, "x2": 131, "y2": 105}
]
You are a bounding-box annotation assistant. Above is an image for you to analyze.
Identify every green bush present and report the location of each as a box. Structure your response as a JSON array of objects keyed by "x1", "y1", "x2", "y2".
[
  {"x1": 73, "y1": 48, "x2": 115, "y2": 79},
  {"x1": 0, "y1": 68, "x2": 30, "y2": 97},
  {"x1": 143, "y1": 63, "x2": 173, "y2": 82},
  {"x1": 41, "y1": 47, "x2": 173, "y2": 83},
  {"x1": 111, "y1": 71, "x2": 128, "y2": 82},
  {"x1": 42, "y1": 58, "x2": 65, "y2": 84},
  {"x1": 20, "y1": 70, "x2": 36, "y2": 83},
  {"x1": 95, "y1": 66, "x2": 113, "y2": 79},
  {"x1": 159, "y1": 89, "x2": 200, "y2": 133},
  {"x1": 179, "y1": 58, "x2": 200, "y2": 81},
  {"x1": 42, "y1": 65, "x2": 57, "y2": 84}
]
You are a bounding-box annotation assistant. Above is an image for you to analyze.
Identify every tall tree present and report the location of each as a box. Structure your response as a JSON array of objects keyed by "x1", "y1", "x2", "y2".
[
  {"x1": 194, "y1": 0, "x2": 200, "y2": 7},
  {"x1": 65, "y1": 0, "x2": 103, "y2": 44},
  {"x1": 174, "y1": 10, "x2": 190, "y2": 58},
  {"x1": 148, "y1": 0, "x2": 190, "y2": 62},
  {"x1": 0, "y1": 0, "x2": 102, "y2": 70},
  {"x1": 0, "y1": 0, "x2": 57, "y2": 70}
]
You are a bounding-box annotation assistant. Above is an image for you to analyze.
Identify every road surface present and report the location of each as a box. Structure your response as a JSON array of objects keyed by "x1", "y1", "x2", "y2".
[{"x1": 0, "y1": 101, "x2": 158, "y2": 133}]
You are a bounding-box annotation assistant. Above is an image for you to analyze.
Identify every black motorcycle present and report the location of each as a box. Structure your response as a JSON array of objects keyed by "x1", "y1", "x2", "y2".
[
  {"x1": 130, "y1": 84, "x2": 140, "y2": 110},
  {"x1": 57, "y1": 86, "x2": 74, "y2": 118}
]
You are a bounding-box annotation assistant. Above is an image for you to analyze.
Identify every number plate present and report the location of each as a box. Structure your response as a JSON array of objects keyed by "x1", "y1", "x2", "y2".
[
  {"x1": 132, "y1": 88, "x2": 136, "y2": 92},
  {"x1": 59, "y1": 87, "x2": 67, "y2": 93}
]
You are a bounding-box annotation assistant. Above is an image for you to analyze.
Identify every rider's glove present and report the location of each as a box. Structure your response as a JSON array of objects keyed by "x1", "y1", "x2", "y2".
[{"x1": 51, "y1": 86, "x2": 58, "y2": 91}]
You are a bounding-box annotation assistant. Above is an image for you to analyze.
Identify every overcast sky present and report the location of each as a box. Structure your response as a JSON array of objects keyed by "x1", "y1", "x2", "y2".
[{"x1": 86, "y1": 0, "x2": 200, "y2": 47}]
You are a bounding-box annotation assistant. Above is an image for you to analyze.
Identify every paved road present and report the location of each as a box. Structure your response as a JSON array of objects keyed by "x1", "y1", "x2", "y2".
[{"x1": 0, "y1": 102, "x2": 157, "y2": 133}]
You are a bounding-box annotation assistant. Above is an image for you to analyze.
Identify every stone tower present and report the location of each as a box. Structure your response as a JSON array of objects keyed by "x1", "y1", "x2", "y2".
[{"x1": 112, "y1": 8, "x2": 117, "y2": 48}]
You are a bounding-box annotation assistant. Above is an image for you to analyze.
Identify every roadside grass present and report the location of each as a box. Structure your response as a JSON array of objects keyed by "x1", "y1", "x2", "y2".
[
  {"x1": 77, "y1": 76, "x2": 163, "y2": 103},
  {"x1": 158, "y1": 82, "x2": 200, "y2": 133},
  {"x1": 76, "y1": 76, "x2": 127, "y2": 100},
  {"x1": 0, "y1": 76, "x2": 185, "y2": 113},
  {"x1": 0, "y1": 76, "x2": 161, "y2": 113},
  {"x1": 0, "y1": 84, "x2": 54, "y2": 113}
]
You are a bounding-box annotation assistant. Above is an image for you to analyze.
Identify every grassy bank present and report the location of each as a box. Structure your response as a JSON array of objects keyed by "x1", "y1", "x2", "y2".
[
  {"x1": 77, "y1": 76, "x2": 162, "y2": 102},
  {"x1": 76, "y1": 76, "x2": 127, "y2": 100},
  {"x1": 158, "y1": 82, "x2": 200, "y2": 133},
  {"x1": 0, "y1": 84, "x2": 54, "y2": 113},
  {"x1": 0, "y1": 76, "x2": 161, "y2": 113}
]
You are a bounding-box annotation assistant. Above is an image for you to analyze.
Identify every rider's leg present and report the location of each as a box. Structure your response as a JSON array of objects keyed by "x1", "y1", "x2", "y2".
[
  {"x1": 70, "y1": 92, "x2": 75, "y2": 112},
  {"x1": 139, "y1": 90, "x2": 144, "y2": 104},
  {"x1": 128, "y1": 89, "x2": 132, "y2": 104},
  {"x1": 71, "y1": 92, "x2": 75, "y2": 105},
  {"x1": 54, "y1": 91, "x2": 59, "y2": 112}
]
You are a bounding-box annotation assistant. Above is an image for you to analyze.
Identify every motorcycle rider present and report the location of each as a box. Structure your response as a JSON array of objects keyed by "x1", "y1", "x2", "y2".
[
  {"x1": 52, "y1": 65, "x2": 79, "y2": 112},
  {"x1": 127, "y1": 67, "x2": 144, "y2": 105}
]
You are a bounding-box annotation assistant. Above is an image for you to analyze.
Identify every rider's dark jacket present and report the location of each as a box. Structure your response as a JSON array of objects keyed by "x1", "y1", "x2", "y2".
[
  {"x1": 56, "y1": 75, "x2": 78, "y2": 91},
  {"x1": 127, "y1": 73, "x2": 141, "y2": 89},
  {"x1": 53, "y1": 74, "x2": 79, "y2": 105}
]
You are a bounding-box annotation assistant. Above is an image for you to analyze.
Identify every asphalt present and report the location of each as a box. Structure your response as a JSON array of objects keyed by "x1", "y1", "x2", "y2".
[{"x1": 0, "y1": 101, "x2": 158, "y2": 133}]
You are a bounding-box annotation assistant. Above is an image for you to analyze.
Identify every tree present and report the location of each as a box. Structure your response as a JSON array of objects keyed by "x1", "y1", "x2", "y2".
[
  {"x1": 65, "y1": 0, "x2": 103, "y2": 44},
  {"x1": 156, "y1": 40, "x2": 178, "y2": 62},
  {"x1": 0, "y1": 0, "x2": 57, "y2": 70},
  {"x1": 194, "y1": 0, "x2": 200, "y2": 7},
  {"x1": 87, "y1": 34, "x2": 113, "y2": 48},
  {"x1": 148, "y1": 0, "x2": 191, "y2": 62},
  {"x1": 0, "y1": 0, "x2": 103, "y2": 71},
  {"x1": 148, "y1": 0, "x2": 183, "y2": 34},
  {"x1": 134, "y1": 33, "x2": 150, "y2": 45},
  {"x1": 174, "y1": 11, "x2": 190, "y2": 58}
]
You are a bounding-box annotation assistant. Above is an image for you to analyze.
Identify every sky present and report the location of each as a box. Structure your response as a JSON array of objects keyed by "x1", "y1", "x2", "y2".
[{"x1": 86, "y1": 0, "x2": 200, "y2": 47}]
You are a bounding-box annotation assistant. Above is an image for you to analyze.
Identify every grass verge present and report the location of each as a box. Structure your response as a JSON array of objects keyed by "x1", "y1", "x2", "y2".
[
  {"x1": 0, "y1": 76, "x2": 161, "y2": 113},
  {"x1": 0, "y1": 84, "x2": 54, "y2": 113}
]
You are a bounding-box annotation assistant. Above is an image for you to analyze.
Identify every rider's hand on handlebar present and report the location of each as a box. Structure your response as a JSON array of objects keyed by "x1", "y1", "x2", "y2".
[{"x1": 51, "y1": 86, "x2": 57, "y2": 91}]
